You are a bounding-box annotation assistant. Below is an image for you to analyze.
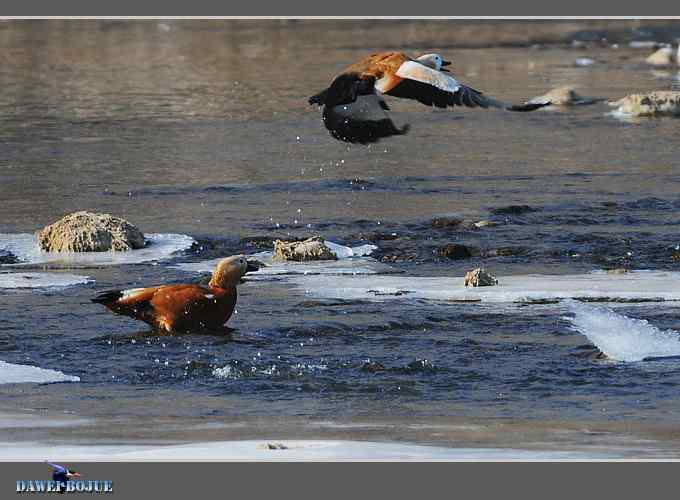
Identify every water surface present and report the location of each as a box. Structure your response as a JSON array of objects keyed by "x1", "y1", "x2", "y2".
[{"x1": 2, "y1": 20, "x2": 680, "y2": 456}]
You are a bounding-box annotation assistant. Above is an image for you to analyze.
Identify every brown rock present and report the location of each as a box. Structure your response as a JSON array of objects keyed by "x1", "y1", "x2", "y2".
[
  {"x1": 430, "y1": 216, "x2": 465, "y2": 229},
  {"x1": 361, "y1": 361, "x2": 386, "y2": 373},
  {"x1": 486, "y1": 246, "x2": 528, "y2": 257},
  {"x1": 645, "y1": 46, "x2": 676, "y2": 66},
  {"x1": 606, "y1": 268, "x2": 629, "y2": 274},
  {"x1": 529, "y1": 86, "x2": 598, "y2": 106},
  {"x1": 464, "y1": 268, "x2": 498, "y2": 287},
  {"x1": 610, "y1": 91, "x2": 680, "y2": 117},
  {"x1": 438, "y1": 244, "x2": 474, "y2": 260},
  {"x1": 273, "y1": 236, "x2": 337, "y2": 261},
  {"x1": 491, "y1": 205, "x2": 536, "y2": 215},
  {"x1": 37, "y1": 211, "x2": 145, "y2": 252}
]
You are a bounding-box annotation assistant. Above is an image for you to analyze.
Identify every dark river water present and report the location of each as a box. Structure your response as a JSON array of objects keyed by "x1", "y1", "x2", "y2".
[{"x1": 2, "y1": 20, "x2": 680, "y2": 455}]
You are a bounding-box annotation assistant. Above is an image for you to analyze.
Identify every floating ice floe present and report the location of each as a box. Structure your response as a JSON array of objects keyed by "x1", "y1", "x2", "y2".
[
  {"x1": 0, "y1": 233, "x2": 194, "y2": 267},
  {"x1": 174, "y1": 241, "x2": 392, "y2": 277},
  {"x1": 0, "y1": 360, "x2": 80, "y2": 384},
  {"x1": 0, "y1": 439, "x2": 614, "y2": 460},
  {"x1": 323, "y1": 241, "x2": 377, "y2": 259},
  {"x1": 288, "y1": 270, "x2": 680, "y2": 304},
  {"x1": 0, "y1": 272, "x2": 92, "y2": 289},
  {"x1": 567, "y1": 301, "x2": 680, "y2": 362}
]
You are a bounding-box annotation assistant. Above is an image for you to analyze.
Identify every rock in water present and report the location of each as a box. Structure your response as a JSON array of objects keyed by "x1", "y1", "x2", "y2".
[
  {"x1": 610, "y1": 91, "x2": 680, "y2": 117},
  {"x1": 438, "y1": 243, "x2": 475, "y2": 260},
  {"x1": 606, "y1": 268, "x2": 629, "y2": 274},
  {"x1": 464, "y1": 268, "x2": 498, "y2": 287},
  {"x1": 491, "y1": 204, "x2": 536, "y2": 215},
  {"x1": 473, "y1": 220, "x2": 500, "y2": 228},
  {"x1": 37, "y1": 211, "x2": 146, "y2": 252},
  {"x1": 273, "y1": 236, "x2": 338, "y2": 261},
  {"x1": 0, "y1": 249, "x2": 19, "y2": 264},
  {"x1": 528, "y1": 86, "x2": 600, "y2": 106},
  {"x1": 645, "y1": 46, "x2": 676, "y2": 66},
  {"x1": 430, "y1": 216, "x2": 464, "y2": 229}
]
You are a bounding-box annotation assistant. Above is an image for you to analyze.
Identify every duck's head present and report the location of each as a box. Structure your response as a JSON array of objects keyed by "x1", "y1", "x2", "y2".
[
  {"x1": 416, "y1": 53, "x2": 452, "y2": 72},
  {"x1": 209, "y1": 255, "x2": 259, "y2": 288}
]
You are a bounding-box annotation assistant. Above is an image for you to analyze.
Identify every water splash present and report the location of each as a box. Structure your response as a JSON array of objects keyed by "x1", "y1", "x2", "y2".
[{"x1": 566, "y1": 301, "x2": 680, "y2": 362}]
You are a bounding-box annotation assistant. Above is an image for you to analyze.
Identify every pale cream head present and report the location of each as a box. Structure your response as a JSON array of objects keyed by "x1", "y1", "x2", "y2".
[
  {"x1": 209, "y1": 255, "x2": 249, "y2": 288},
  {"x1": 416, "y1": 53, "x2": 449, "y2": 71}
]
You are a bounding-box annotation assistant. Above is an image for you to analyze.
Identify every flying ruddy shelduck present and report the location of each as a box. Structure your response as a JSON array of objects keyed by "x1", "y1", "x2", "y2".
[{"x1": 309, "y1": 52, "x2": 550, "y2": 144}]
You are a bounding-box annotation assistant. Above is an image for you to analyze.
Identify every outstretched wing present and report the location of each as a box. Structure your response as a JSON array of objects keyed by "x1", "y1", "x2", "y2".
[
  {"x1": 391, "y1": 61, "x2": 549, "y2": 111},
  {"x1": 314, "y1": 73, "x2": 409, "y2": 144}
]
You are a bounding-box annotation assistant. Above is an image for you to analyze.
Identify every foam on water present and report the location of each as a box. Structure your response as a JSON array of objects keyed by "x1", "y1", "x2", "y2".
[
  {"x1": 0, "y1": 272, "x2": 92, "y2": 289},
  {"x1": 567, "y1": 301, "x2": 680, "y2": 362},
  {"x1": 287, "y1": 271, "x2": 680, "y2": 304},
  {"x1": 0, "y1": 361, "x2": 80, "y2": 384},
  {"x1": 174, "y1": 241, "x2": 391, "y2": 277},
  {"x1": 0, "y1": 233, "x2": 194, "y2": 267}
]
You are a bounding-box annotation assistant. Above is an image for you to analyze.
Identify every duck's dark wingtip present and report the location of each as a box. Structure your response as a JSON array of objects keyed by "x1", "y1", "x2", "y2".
[
  {"x1": 91, "y1": 290, "x2": 123, "y2": 305},
  {"x1": 508, "y1": 101, "x2": 552, "y2": 112}
]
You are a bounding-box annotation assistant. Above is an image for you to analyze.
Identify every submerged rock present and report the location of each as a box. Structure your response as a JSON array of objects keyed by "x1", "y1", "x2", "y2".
[
  {"x1": 273, "y1": 236, "x2": 337, "y2": 262},
  {"x1": 259, "y1": 442, "x2": 289, "y2": 450},
  {"x1": 672, "y1": 249, "x2": 680, "y2": 262},
  {"x1": 379, "y1": 252, "x2": 418, "y2": 263},
  {"x1": 606, "y1": 268, "x2": 629, "y2": 274},
  {"x1": 430, "y1": 216, "x2": 465, "y2": 229},
  {"x1": 361, "y1": 231, "x2": 400, "y2": 241},
  {"x1": 645, "y1": 46, "x2": 677, "y2": 66},
  {"x1": 573, "y1": 345, "x2": 609, "y2": 361},
  {"x1": 360, "y1": 361, "x2": 386, "y2": 373},
  {"x1": 484, "y1": 246, "x2": 529, "y2": 257},
  {"x1": 528, "y1": 86, "x2": 601, "y2": 106},
  {"x1": 240, "y1": 235, "x2": 278, "y2": 250},
  {"x1": 0, "y1": 249, "x2": 19, "y2": 264},
  {"x1": 491, "y1": 205, "x2": 536, "y2": 215},
  {"x1": 610, "y1": 91, "x2": 680, "y2": 117},
  {"x1": 37, "y1": 211, "x2": 145, "y2": 252},
  {"x1": 464, "y1": 268, "x2": 498, "y2": 287},
  {"x1": 437, "y1": 243, "x2": 475, "y2": 260}
]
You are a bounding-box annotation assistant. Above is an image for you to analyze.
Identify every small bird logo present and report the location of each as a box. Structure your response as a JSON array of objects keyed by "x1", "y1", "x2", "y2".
[{"x1": 46, "y1": 461, "x2": 81, "y2": 492}]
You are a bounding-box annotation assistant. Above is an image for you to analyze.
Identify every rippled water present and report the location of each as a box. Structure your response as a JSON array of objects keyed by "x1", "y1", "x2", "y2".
[{"x1": 2, "y1": 20, "x2": 680, "y2": 453}]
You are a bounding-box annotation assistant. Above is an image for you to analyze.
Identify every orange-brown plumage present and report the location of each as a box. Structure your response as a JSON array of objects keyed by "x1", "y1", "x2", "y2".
[
  {"x1": 92, "y1": 255, "x2": 257, "y2": 333},
  {"x1": 342, "y1": 52, "x2": 409, "y2": 91},
  {"x1": 308, "y1": 51, "x2": 550, "y2": 144}
]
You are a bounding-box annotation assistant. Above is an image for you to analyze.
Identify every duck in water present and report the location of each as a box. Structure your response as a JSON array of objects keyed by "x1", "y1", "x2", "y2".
[{"x1": 91, "y1": 255, "x2": 258, "y2": 333}]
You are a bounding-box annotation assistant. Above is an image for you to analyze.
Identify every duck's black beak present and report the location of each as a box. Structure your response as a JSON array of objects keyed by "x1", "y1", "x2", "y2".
[
  {"x1": 245, "y1": 260, "x2": 261, "y2": 273},
  {"x1": 442, "y1": 60, "x2": 452, "y2": 67}
]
